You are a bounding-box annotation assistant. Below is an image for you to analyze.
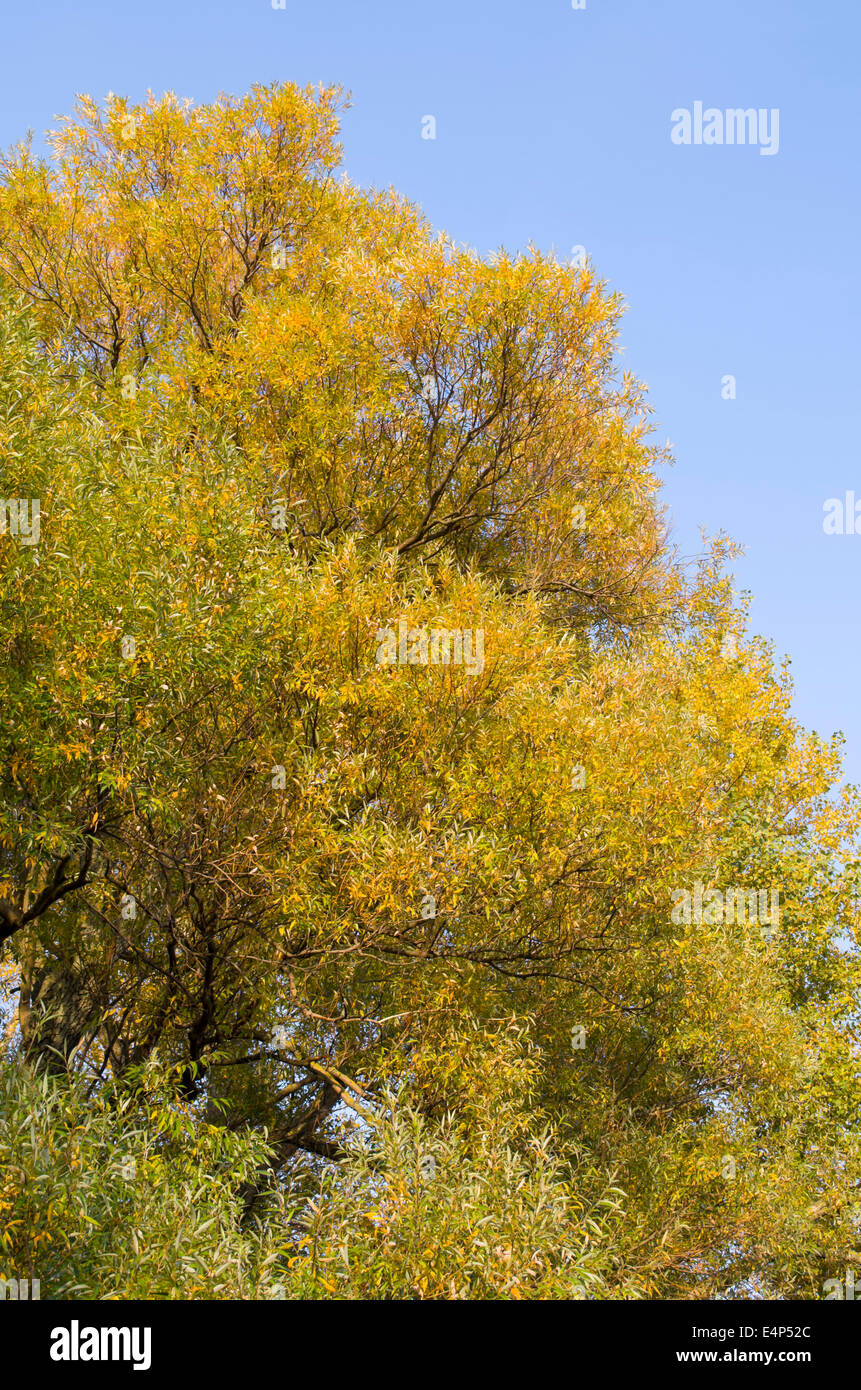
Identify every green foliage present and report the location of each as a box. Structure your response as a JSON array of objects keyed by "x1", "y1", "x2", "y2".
[
  {"x1": 0, "y1": 1041, "x2": 625, "y2": 1301},
  {"x1": 0, "y1": 1055, "x2": 279, "y2": 1299},
  {"x1": 0, "y1": 85, "x2": 859, "y2": 1300}
]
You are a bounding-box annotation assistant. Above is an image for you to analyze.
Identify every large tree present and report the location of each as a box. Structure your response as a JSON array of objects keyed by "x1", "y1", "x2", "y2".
[{"x1": 0, "y1": 85, "x2": 859, "y2": 1299}]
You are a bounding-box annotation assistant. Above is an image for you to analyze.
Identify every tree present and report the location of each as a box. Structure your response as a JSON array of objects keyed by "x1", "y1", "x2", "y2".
[{"x1": 0, "y1": 84, "x2": 859, "y2": 1299}]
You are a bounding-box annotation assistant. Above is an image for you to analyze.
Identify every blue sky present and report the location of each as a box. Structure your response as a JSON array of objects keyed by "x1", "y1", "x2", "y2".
[{"x1": 3, "y1": 0, "x2": 859, "y2": 782}]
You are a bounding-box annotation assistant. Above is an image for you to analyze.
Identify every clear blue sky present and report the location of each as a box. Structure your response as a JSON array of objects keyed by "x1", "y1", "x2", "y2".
[{"x1": 3, "y1": 0, "x2": 859, "y2": 783}]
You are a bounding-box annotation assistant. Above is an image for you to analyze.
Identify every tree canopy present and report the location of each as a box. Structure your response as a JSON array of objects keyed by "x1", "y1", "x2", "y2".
[{"x1": 1, "y1": 83, "x2": 859, "y2": 1300}]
